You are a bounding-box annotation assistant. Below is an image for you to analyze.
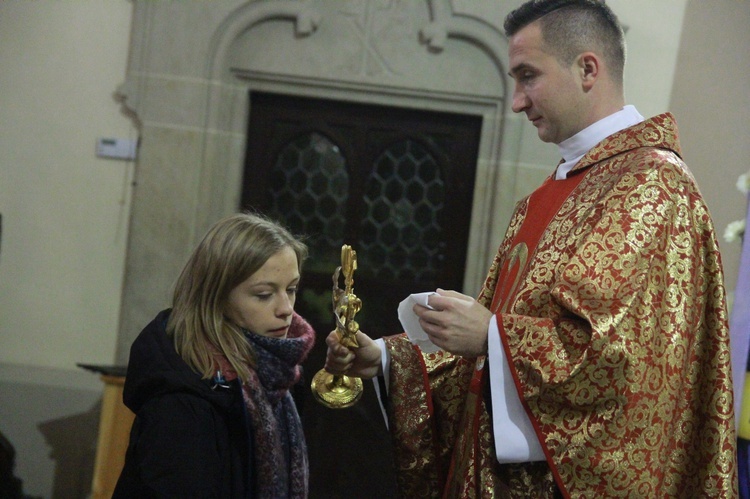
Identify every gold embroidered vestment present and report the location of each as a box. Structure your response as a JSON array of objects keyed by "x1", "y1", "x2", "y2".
[{"x1": 384, "y1": 113, "x2": 738, "y2": 498}]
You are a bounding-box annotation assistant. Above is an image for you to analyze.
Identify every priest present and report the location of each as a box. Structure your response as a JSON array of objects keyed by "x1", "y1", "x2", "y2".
[{"x1": 325, "y1": 1, "x2": 738, "y2": 497}]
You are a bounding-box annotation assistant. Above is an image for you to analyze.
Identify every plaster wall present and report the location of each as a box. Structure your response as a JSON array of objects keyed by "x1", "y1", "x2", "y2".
[
  {"x1": 670, "y1": 0, "x2": 750, "y2": 295},
  {"x1": 0, "y1": 2, "x2": 135, "y2": 496}
]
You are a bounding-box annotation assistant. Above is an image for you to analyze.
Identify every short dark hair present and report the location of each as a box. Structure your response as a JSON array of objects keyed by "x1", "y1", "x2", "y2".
[{"x1": 504, "y1": 0, "x2": 625, "y2": 84}]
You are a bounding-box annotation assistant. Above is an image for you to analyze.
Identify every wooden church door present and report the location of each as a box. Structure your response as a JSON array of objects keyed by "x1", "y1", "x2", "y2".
[{"x1": 241, "y1": 91, "x2": 482, "y2": 498}]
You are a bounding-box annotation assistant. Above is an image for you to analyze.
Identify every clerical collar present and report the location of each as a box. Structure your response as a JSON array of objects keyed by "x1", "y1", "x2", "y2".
[{"x1": 555, "y1": 105, "x2": 645, "y2": 180}]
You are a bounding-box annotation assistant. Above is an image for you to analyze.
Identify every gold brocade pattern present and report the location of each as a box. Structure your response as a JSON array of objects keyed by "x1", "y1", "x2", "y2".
[
  {"x1": 384, "y1": 335, "x2": 469, "y2": 497},
  {"x1": 491, "y1": 113, "x2": 737, "y2": 496},
  {"x1": 385, "y1": 336, "x2": 556, "y2": 498},
  {"x1": 478, "y1": 202, "x2": 529, "y2": 310},
  {"x1": 386, "y1": 114, "x2": 737, "y2": 498}
]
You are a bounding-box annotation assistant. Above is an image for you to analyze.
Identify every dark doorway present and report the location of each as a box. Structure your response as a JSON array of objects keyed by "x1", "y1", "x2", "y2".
[{"x1": 241, "y1": 91, "x2": 482, "y2": 498}]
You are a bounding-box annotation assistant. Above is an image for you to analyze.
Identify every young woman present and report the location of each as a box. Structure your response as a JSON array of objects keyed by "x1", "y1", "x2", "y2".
[{"x1": 114, "y1": 212, "x2": 315, "y2": 498}]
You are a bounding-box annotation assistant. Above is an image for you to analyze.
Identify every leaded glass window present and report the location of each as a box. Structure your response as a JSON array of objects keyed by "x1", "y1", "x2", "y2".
[
  {"x1": 359, "y1": 139, "x2": 444, "y2": 282},
  {"x1": 267, "y1": 132, "x2": 348, "y2": 272}
]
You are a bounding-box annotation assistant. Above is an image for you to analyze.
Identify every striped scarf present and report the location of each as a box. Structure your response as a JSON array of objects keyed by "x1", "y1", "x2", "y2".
[{"x1": 215, "y1": 313, "x2": 315, "y2": 498}]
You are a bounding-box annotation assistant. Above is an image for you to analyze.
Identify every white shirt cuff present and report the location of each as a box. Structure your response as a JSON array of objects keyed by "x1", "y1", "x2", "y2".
[{"x1": 373, "y1": 337, "x2": 390, "y2": 429}]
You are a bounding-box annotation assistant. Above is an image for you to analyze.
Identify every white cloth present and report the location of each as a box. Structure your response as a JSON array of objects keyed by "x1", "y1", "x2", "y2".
[
  {"x1": 487, "y1": 316, "x2": 545, "y2": 462},
  {"x1": 397, "y1": 292, "x2": 441, "y2": 353},
  {"x1": 556, "y1": 105, "x2": 644, "y2": 179}
]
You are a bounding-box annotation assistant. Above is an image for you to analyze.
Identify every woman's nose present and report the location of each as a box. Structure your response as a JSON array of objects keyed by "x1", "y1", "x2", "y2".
[{"x1": 277, "y1": 294, "x2": 294, "y2": 316}]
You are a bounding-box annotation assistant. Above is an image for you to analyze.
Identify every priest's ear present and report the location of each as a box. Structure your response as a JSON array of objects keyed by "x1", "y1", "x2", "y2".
[{"x1": 576, "y1": 52, "x2": 602, "y2": 90}]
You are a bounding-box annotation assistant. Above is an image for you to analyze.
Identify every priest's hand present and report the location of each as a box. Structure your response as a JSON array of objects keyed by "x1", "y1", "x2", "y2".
[
  {"x1": 324, "y1": 330, "x2": 382, "y2": 379},
  {"x1": 415, "y1": 289, "x2": 492, "y2": 357}
]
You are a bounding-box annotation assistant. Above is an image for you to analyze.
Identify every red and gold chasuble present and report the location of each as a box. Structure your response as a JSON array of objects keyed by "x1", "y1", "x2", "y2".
[{"x1": 384, "y1": 114, "x2": 738, "y2": 498}]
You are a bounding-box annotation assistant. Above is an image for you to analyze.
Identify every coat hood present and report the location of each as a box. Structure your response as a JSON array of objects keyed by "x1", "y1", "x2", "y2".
[{"x1": 122, "y1": 309, "x2": 233, "y2": 414}]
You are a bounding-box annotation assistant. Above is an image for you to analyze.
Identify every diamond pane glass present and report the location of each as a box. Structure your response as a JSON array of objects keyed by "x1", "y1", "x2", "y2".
[
  {"x1": 267, "y1": 132, "x2": 348, "y2": 272},
  {"x1": 359, "y1": 139, "x2": 444, "y2": 281}
]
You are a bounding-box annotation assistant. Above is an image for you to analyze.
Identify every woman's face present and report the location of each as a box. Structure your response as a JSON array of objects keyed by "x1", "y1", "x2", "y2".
[{"x1": 225, "y1": 246, "x2": 299, "y2": 339}]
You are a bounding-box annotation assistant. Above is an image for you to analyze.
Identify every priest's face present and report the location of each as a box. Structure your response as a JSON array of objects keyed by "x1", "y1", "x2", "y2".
[
  {"x1": 508, "y1": 22, "x2": 588, "y2": 144},
  {"x1": 225, "y1": 246, "x2": 299, "y2": 339}
]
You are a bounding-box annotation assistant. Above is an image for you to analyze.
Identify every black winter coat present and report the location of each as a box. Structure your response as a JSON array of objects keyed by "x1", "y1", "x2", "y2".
[{"x1": 113, "y1": 310, "x2": 253, "y2": 498}]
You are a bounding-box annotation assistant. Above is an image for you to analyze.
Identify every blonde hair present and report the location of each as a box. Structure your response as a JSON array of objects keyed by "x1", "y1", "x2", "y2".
[{"x1": 166, "y1": 212, "x2": 308, "y2": 384}]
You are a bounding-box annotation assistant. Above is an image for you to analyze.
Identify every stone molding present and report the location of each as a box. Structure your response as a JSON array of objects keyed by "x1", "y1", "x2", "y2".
[{"x1": 115, "y1": 0, "x2": 523, "y2": 360}]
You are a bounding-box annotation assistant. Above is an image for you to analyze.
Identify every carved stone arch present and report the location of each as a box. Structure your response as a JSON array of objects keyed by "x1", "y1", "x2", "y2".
[
  {"x1": 206, "y1": 1, "x2": 322, "y2": 83},
  {"x1": 423, "y1": 0, "x2": 510, "y2": 82},
  {"x1": 194, "y1": 1, "x2": 324, "y2": 235},
  {"x1": 116, "y1": 0, "x2": 526, "y2": 361},
  {"x1": 195, "y1": 0, "x2": 520, "y2": 293}
]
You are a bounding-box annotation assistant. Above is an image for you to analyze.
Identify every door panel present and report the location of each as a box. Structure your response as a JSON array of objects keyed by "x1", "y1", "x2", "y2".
[
  {"x1": 243, "y1": 92, "x2": 480, "y2": 336},
  {"x1": 241, "y1": 91, "x2": 482, "y2": 498}
]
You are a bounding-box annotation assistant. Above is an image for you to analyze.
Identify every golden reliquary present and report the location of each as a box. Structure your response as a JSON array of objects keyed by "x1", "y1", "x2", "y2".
[{"x1": 310, "y1": 244, "x2": 364, "y2": 409}]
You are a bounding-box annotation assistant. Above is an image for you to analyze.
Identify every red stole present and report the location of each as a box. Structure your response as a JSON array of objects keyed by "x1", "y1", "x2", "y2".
[
  {"x1": 444, "y1": 169, "x2": 589, "y2": 498},
  {"x1": 490, "y1": 172, "x2": 588, "y2": 313}
]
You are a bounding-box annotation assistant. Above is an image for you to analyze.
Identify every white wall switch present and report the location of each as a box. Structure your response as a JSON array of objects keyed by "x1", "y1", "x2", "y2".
[{"x1": 96, "y1": 137, "x2": 138, "y2": 160}]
